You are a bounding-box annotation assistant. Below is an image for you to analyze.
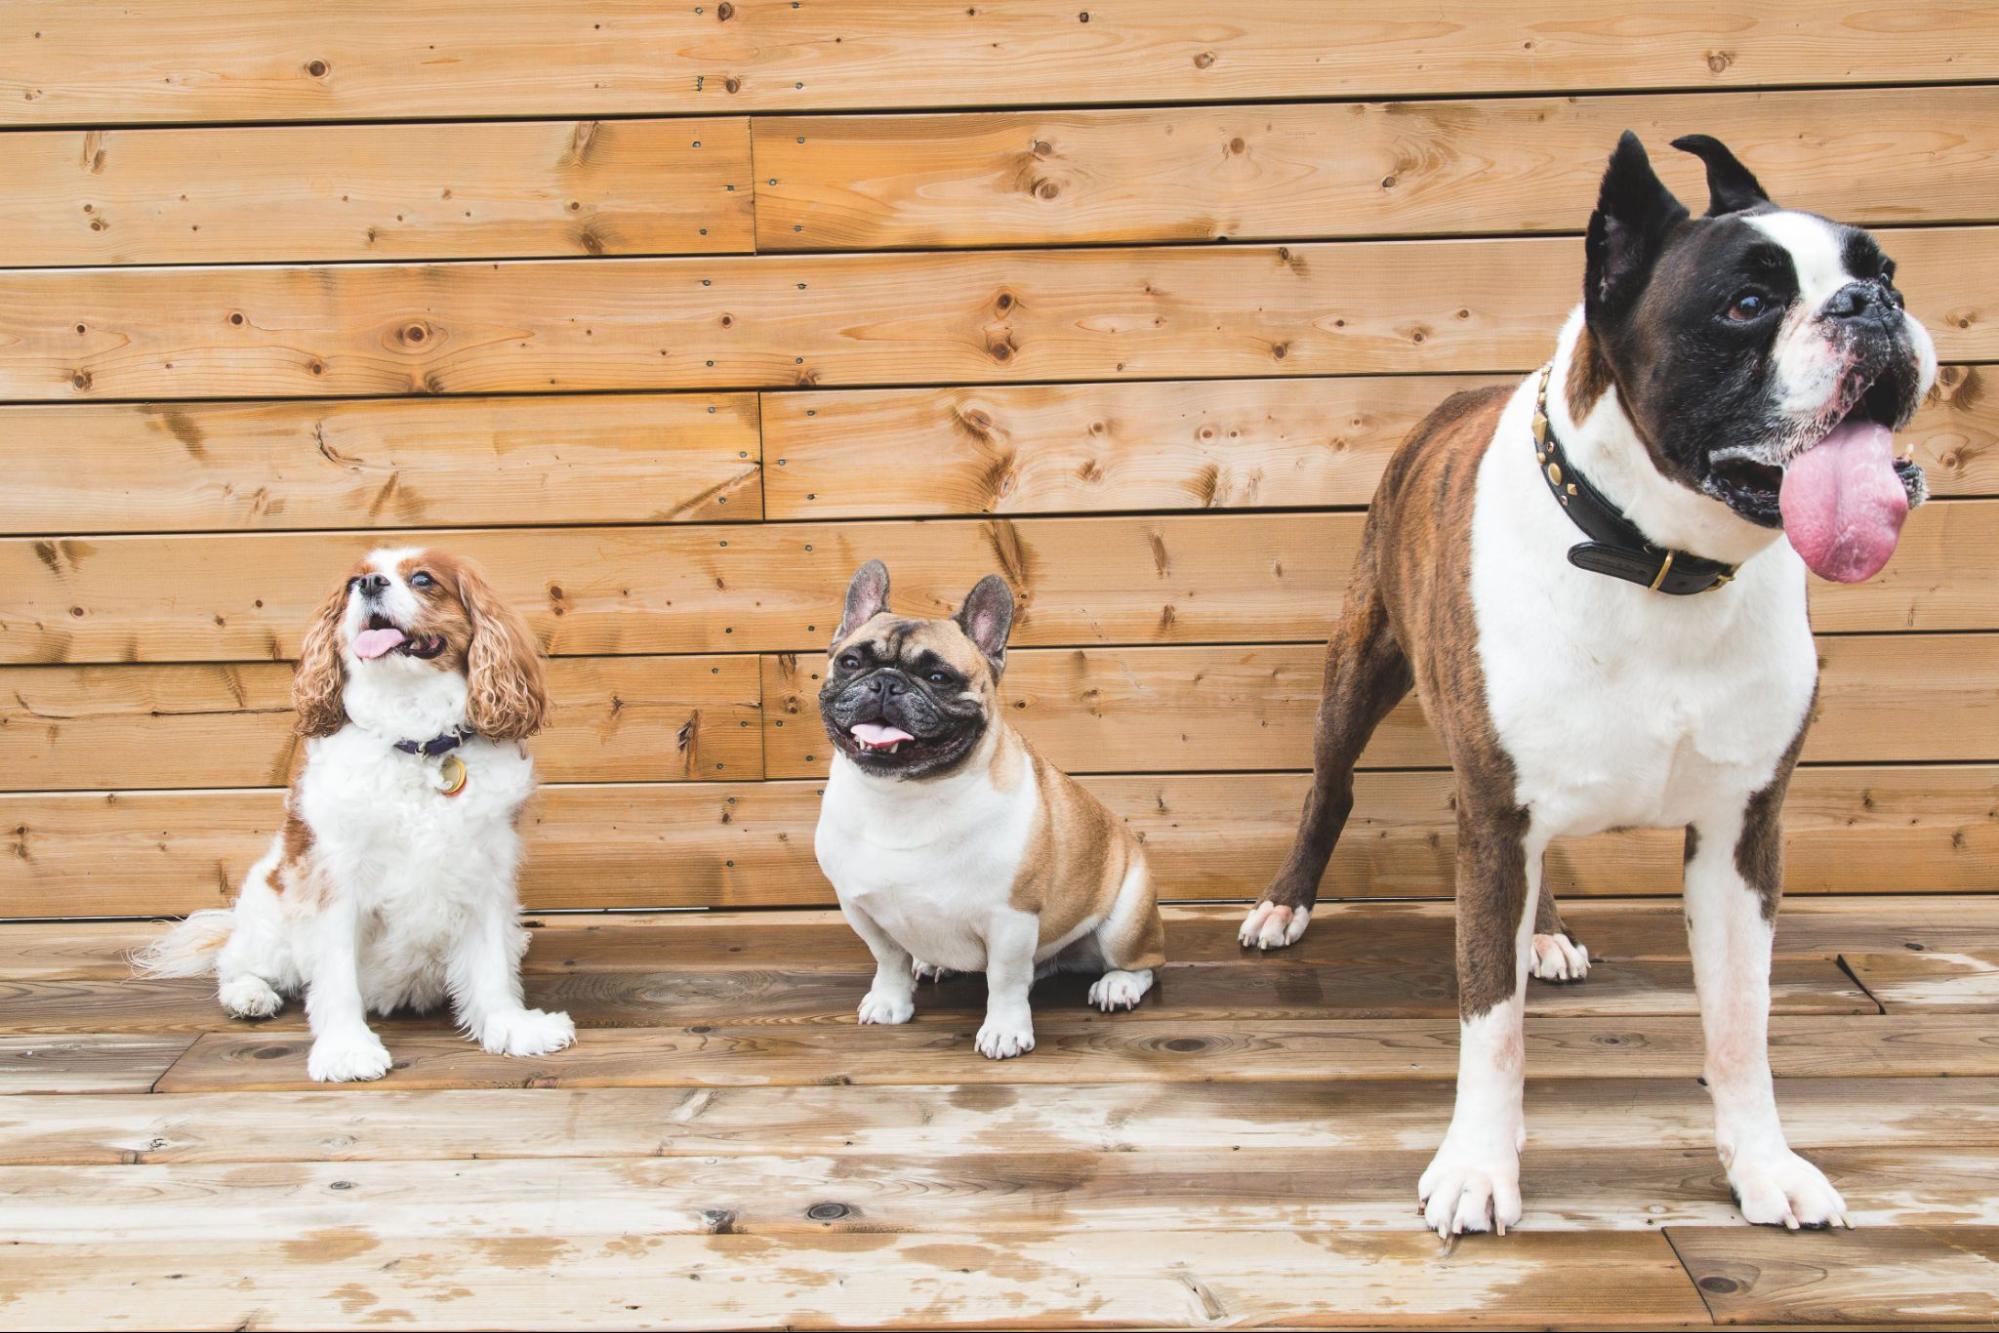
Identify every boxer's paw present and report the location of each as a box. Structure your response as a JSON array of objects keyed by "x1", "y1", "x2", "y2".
[
  {"x1": 1729, "y1": 1148, "x2": 1851, "y2": 1230},
  {"x1": 1238, "y1": 901, "x2": 1311, "y2": 951},
  {"x1": 1419, "y1": 1131, "x2": 1524, "y2": 1238},
  {"x1": 1529, "y1": 932, "x2": 1591, "y2": 983}
]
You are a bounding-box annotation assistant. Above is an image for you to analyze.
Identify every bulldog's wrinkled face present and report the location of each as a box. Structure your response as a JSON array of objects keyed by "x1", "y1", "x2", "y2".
[
  {"x1": 819, "y1": 562, "x2": 1014, "y2": 781},
  {"x1": 1583, "y1": 133, "x2": 1936, "y2": 582}
]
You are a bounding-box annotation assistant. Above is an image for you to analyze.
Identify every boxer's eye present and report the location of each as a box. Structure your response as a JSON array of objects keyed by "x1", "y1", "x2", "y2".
[{"x1": 1725, "y1": 291, "x2": 1770, "y2": 322}]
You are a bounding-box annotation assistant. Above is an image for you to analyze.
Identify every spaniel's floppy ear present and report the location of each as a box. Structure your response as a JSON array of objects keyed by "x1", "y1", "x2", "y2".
[
  {"x1": 293, "y1": 574, "x2": 353, "y2": 738},
  {"x1": 455, "y1": 559, "x2": 547, "y2": 740}
]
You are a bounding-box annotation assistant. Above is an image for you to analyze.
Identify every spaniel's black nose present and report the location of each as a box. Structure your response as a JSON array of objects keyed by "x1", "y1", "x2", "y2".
[{"x1": 357, "y1": 573, "x2": 390, "y2": 596}]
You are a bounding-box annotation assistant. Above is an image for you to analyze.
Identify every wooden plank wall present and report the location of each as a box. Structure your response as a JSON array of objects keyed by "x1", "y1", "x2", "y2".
[{"x1": 2, "y1": 1, "x2": 1995, "y2": 919}]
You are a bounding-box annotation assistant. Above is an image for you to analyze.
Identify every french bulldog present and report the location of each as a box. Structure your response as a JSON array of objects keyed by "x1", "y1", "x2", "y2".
[
  {"x1": 813, "y1": 561, "x2": 1166, "y2": 1059},
  {"x1": 1240, "y1": 133, "x2": 1934, "y2": 1234}
]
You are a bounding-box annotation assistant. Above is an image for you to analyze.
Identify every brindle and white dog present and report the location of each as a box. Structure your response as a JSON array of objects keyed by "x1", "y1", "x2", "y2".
[
  {"x1": 1240, "y1": 133, "x2": 1934, "y2": 1234},
  {"x1": 814, "y1": 561, "x2": 1166, "y2": 1060}
]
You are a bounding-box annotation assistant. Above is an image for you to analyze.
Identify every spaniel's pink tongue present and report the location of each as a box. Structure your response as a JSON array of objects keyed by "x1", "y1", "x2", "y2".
[
  {"x1": 353, "y1": 627, "x2": 406, "y2": 660},
  {"x1": 1779, "y1": 418, "x2": 1908, "y2": 583},
  {"x1": 850, "y1": 722, "x2": 914, "y2": 750}
]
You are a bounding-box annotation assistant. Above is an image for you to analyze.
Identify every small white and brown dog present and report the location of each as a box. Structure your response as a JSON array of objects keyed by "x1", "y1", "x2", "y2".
[
  {"x1": 137, "y1": 547, "x2": 574, "y2": 1082},
  {"x1": 814, "y1": 562, "x2": 1166, "y2": 1059}
]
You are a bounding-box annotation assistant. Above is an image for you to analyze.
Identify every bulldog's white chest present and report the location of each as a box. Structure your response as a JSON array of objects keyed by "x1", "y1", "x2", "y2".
[
  {"x1": 814, "y1": 754, "x2": 1038, "y2": 973},
  {"x1": 1466, "y1": 382, "x2": 1819, "y2": 837}
]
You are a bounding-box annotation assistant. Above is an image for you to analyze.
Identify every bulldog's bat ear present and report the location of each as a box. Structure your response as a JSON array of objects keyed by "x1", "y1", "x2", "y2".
[
  {"x1": 1585, "y1": 131, "x2": 1691, "y2": 323},
  {"x1": 1671, "y1": 134, "x2": 1772, "y2": 216},
  {"x1": 955, "y1": 574, "x2": 1015, "y2": 677},
  {"x1": 834, "y1": 559, "x2": 891, "y2": 642}
]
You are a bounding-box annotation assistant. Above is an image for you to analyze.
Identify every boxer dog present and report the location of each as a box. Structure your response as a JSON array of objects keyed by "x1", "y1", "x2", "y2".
[
  {"x1": 1240, "y1": 133, "x2": 1934, "y2": 1234},
  {"x1": 814, "y1": 561, "x2": 1165, "y2": 1059}
]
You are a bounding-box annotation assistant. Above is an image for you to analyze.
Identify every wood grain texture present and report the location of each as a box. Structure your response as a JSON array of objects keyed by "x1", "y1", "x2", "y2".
[
  {"x1": 1, "y1": 393, "x2": 761, "y2": 535},
  {"x1": 0, "y1": 1034, "x2": 191, "y2": 1095},
  {"x1": 11, "y1": 1074, "x2": 1996, "y2": 1166},
  {"x1": 0, "y1": 119, "x2": 751, "y2": 266},
  {"x1": 7, "y1": 0, "x2": 1997, "y2": 124},
  {"x1": 1844, "y1": 950, "x2": 1999, "y2": 1013},
  {"x1": 756, "y1": 87, "x2": 1999, "y2": 250},
  {"x1": 763, "y1": 368, "x2": 1999, "y2": 518},
  {"x1": 0, "y1": 1229, "x2": 1711, "y2": 1330},
  {"x1": 149, "y1": 1013, "x2": 1999, "y2": 1093},
  {"x1": 0, "y1": 229, "x2": 1989, "y2": 400},
  {"x1": 763, "y1": 633, "x2": 1999, "y2": 775},
  {"x1": 0, "y1": 953, "x2": 1871, "y2": 1034},
  {"x1": 0, "y1": 655, "x2": 763, "y2": 790},
  {"x1": 4, "y1": 764, "x2": 1992, "y2": 918},
  {"x1": 8, "y1": 502, "x2": 1993, "y2": 665},
  {"x1": 1668, "y1": 1225, "x2": 1999, "y2": 1324}
]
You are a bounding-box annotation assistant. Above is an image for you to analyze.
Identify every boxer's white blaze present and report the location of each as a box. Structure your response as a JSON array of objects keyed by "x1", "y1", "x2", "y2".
[{"x1": 1746, "y1": 211, "x2": 1855, "y2": 422}]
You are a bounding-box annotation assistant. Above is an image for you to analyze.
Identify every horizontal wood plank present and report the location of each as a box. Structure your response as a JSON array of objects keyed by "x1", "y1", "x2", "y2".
[
  {"x1": 1668, "y1": 1224, "x2": 1999, "y2": 1325},
  {"x1": 764, "y1": 633, "x2": 1999, "y2": 775},
  {"x1": 7, "y1": 502, "x2": 1992, "y2": 664},
  {"x1": 1844, "y1": 949, "x2": 1999, "y2": 1013},
  {"x1": 149, "y1": 1012, "x2": 1999, "y2": 1093},
  {"x1": 2, "y1": 393, "x2": 761, "y2": 535},
  {"x1": 7, "y1": 0, "x2": 1996, "y2": 124},
  {"x1": 756, "y1": 87, "x2": 1999, "y2": 250},
  {"x1": 763, "y1": 366, "x2": 1999, "y2": 518},
  {"x1": 9, "y1": 1074, "x2": 1995, "y2": 1166},
  {"x1": 0, "y1": 1034, "x2": 190, "y2": 1095},
  {"x1": 0, "y1": 1228, "x2": 1710, "y2": 1329},
  {"x1": 0, "y1": 118, "x2": 752, "y2": 266},
  {"x1": 5, "y1": 765, "x2": 1992, "y2": 917},
  {"x1": 0, "y1": 230, "x2": 1989, "y2": 400},
  {"x1": 0, "y1": 953, "x2": 1870, "y2": 1034},
  {"x1": 0, "y1": 655, "x2": 763, "y2": 790}
]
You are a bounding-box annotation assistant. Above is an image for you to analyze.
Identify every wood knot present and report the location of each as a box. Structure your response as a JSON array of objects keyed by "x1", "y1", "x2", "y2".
[
  {"x1": 716, "y1": 0, "x2": 734, "y2": 17},
  {"x1": 1229, "y1": 137, "x2": 1245, "y2": 155},
  {"x1": 806, "y1": 1202, "x2": 852, "y2": 1222},
  {"x1": 305, "y1": 59, "x2": 329, "y2": 78},
  {"x1": 1035, "y1": 180, "x2": 1060, "y2": 200},
  {"x1": 1705, "y1": 50, "x2": 1733, "y2": 73},
  {"x1": 1192, "y1": 51, "x2": 1215, "y2": 68},
  {"x1": 724, "y1": 76, "x2": 741, "y2": 94},
  {"x1": 1698, "y1": 1277, "x2": 1740, "y2": 1295}
]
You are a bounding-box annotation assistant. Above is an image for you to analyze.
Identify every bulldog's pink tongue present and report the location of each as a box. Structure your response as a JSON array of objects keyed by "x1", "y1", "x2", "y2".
[
  {"x1": 850, "y1": 722, "x2": 915, "y2": 750},
  {"x1": 1779, "y1": 418, "x2": 1908, "y2": 583},
  {"x1": 353, "y1": 627, "x2": 406, "y2": 660}
]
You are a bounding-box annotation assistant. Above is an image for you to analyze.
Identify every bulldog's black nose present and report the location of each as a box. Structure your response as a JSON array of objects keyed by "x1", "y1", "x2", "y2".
[
  {"x1": 863, "y1": 673, "x2": 907, "y2": 697},
  {"x1": 356, "y1": 573, "x2": 390, "y2": 597},
  {"x1": 1826, "y1": 281, "x2": 1891, "y2": 325}
]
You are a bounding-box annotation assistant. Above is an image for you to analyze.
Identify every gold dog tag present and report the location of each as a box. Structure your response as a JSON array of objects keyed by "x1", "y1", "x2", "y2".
[{"x1": 437, "y1": 753, "x2": 468, "y2": 798}]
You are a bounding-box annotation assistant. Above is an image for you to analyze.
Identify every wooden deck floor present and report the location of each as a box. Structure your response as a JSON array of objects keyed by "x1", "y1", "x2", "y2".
[{"x1": 4, "y1": 896, "x2": 1999, "y2": 1328}]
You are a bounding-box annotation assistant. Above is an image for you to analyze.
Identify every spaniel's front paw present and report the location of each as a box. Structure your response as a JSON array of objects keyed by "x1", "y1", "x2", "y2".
[
  {"x1": 480, "y1": 1008, "x2": 576, "y2": 1057},
  {"x1": 307, "y1": 1030, "x2": 393, "y2": 1083}
]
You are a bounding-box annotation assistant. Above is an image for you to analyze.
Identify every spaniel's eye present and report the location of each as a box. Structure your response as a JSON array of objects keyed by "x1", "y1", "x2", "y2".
[
  {"x1": 1725, "y1": 291, "x2": 1770, "y2": 322},
  {"x1": 838, "y1": 653, "x2": 861, "y2": 671},
  {"x1": 410, "y1": 571, "x2": 435, "y2": 589}
]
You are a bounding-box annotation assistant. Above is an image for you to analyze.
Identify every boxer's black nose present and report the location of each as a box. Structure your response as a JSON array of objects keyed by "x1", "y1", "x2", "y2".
[
  {"x1": 1827, "y1": 281, "x2": 1890, "y2": 325},
  {"x1": 357, "y1": 573, "x2": 390, "y2": 597}
]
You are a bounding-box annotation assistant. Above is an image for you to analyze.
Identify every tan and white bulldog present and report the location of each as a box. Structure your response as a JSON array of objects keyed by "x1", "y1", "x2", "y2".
[
  {"x1": 1241, "y1": 134, "x2": 1935, "y2": 1234},
  {"x1": 813, "y1": 561, "x2": 1165, "y2": 1059}
]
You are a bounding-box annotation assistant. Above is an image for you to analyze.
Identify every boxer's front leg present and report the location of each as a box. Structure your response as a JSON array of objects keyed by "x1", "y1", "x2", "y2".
[
  {"x1": 1686, "y1": 804, "x2": 1849, "y2": 1229},
  {"x1": 1419, "y1": 799, "x2": 1539, "y2": 1237}
]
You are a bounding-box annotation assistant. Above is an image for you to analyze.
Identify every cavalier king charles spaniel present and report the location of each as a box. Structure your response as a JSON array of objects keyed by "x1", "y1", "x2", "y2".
[{"x1": 138, "y1": 547, "x2": 574, "y2": 1082}]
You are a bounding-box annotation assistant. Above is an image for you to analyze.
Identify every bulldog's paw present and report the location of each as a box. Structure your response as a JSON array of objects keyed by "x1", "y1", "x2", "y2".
[
  {"x1": 1729, "y1": 1148, "x2": 1851, "y2": 1230},
  {"x1": 911, "y1": 959, "x2": 956, "y2": 984},
  {"x1": 218, "y1": 974, "x2": 283, "y2": 1020},
  {"x1": 1087, "y1": 968, "x2": 1153, "y2": 1012},
  {"x1": 1238, "y1": 901, "x2": 1311, "y2": 951},
  {"x1": 857, "y1": 987, "x2": 915, "y2": 1025},
  {"x1": 480, "y1": 1007, "x2": 576, "y2": 1058},
  {"x1": 1529, "y1": 932, "x2": 1591, "y2": 983},
  {"x1": 307, "y1": 1030, "x2": 394, "y2": 1084},
  {"x1": 974, "y1": 1014, "x2": 1036, "y2": 1060},
  {"x1": 1419, "y1": 1135, "x2": 1524, "y2": 1238}
]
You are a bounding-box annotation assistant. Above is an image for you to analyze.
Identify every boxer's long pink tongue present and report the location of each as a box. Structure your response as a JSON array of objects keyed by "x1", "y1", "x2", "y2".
[
  {"x1": 850, "y1": 722, "x2": 915, "y2": 749},
  {"x1": 1778, "y1": 418, "x2": 1908, "y2": 583},
  {"x1": 353, "y1": 627, "x2": 407, "y2": 660}
]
